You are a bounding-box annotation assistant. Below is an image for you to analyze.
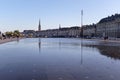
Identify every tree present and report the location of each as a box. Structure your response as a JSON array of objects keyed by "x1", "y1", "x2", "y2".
[
  {"x1": 13, "y1": 30, "x2": 20, "y2": 37},
  {"x1": 5, "y1": 31, "x2": 13, "y2": 38}
]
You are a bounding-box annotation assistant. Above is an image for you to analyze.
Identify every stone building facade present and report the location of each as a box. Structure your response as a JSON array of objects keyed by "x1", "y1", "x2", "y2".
[
  {"x1": 23, "y1": 14, "x2": 120, "y2": 39},
  {"x1": 96, "y1": 14, "x2": 120, "y2": 38},
  {"x1": 36, "y1": 26, "x2": 81, "y2": 38},
  {"x1": 82, "y1": 24, "x2": 96, "y2": 38},
  {"x1": 23, "y1": 30, "x2": 36, "y2": 37},
  {"x1": 82, "y1": 14, "x2": 120, "y2": 39}
]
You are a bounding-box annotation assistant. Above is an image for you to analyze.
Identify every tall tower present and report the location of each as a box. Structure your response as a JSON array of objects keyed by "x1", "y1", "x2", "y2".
[
  {"x1": 59, "y1": 24, "x2": 61, "y2": 29},
  {"x1": 38, "y1": 19, "x2": 41, "y2": 31}
]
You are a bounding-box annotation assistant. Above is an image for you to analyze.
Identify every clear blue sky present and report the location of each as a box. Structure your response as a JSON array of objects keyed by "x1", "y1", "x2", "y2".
[{"x1": 0, "y1": 0, "x2": 120, "y2": 32}]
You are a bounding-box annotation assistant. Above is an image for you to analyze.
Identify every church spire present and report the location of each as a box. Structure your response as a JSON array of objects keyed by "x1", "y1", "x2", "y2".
[
  {"x1": 38, "y1": 19, "x2": 41, "y2": 31},
  {"x1": 59, "y1": 24, "x2": 61, "y2": 29}
]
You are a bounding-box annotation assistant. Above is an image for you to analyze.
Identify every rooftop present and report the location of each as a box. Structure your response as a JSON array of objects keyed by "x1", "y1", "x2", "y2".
[{"x1": 99, "y1": 14, "x2": 120, "y2": 23}]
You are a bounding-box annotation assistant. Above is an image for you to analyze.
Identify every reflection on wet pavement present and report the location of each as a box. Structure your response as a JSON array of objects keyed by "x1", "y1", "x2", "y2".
[
  {"x1": 0, "y1": 38, "x2": 120, "y2": 80},
  {"x1": 82, "y1": 40, "x2": 120, "y2": 60}
]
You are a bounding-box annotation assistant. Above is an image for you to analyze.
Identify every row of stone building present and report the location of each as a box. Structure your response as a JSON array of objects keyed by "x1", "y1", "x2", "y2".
[
  {"x1": 23, "y1": 14, "x2": 120, "y2": 39},
  {"x1": 82, "y1": 14, "x2": 120, "y2": 39},
  {"x1": 97, "y1": 14, "x2": 120, "y2": 38},
  {"x1": 36, "y1": 26, "x2": 81, "y2": 38},
  {"x1": 82, "y1": 24, "x2": 96, "y2": 38},
  {"x1": 23, "y1": 26, "x2": 81, "y2": 38}
]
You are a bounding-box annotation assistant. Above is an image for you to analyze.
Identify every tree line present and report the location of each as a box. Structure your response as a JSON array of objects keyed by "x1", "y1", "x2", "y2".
[{"x1": 0, "y1": 30, "x2": 22, "y2": 39}]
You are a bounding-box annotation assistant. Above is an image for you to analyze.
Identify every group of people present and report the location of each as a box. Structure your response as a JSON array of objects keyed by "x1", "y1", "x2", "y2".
[{"x1": 0, "y1": 32, "x2": 6, "y2": 40}]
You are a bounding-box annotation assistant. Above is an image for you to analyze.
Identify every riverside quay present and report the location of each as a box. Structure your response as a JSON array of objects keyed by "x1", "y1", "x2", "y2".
[{"x1": 22, "y1": 14, "x2": 120, "y2": 39}]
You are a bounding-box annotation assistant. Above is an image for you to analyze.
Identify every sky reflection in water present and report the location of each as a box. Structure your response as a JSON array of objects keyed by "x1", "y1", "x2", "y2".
[{"x1": 0, "y1": 38, "x2": 120, "y2": 80}]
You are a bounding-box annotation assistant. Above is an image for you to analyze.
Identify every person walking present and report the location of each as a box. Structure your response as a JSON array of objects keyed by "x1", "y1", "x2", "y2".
[
  {"x1": 2, "y1": 33, "x2": 6, "y2": 40},
  {"x1": 0, "y1": 31, "x2": 2, "y2": 40}
]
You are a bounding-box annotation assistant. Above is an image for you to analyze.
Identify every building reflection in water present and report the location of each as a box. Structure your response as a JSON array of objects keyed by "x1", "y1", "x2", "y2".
[
  {"x1": 83, "y1": 44, "x2": 120, "y2": 60},
  {"x1": 58, "y1": 39, "x2": 84, "y2": 64},
  {"x1": 81, "y1": 39, "x2": 83, "y2": 65},
  {"x1": 58, "y1": 38, "x2": 61, "y2": 50},
  {"x1": 38, "y1": 38, "x2": 41, "y2": 53}
]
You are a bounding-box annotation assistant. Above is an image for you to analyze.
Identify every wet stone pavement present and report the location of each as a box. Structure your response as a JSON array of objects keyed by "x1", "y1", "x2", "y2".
[{"x1": 0, "y1": 38, "x2": 120, "y2": 80}]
